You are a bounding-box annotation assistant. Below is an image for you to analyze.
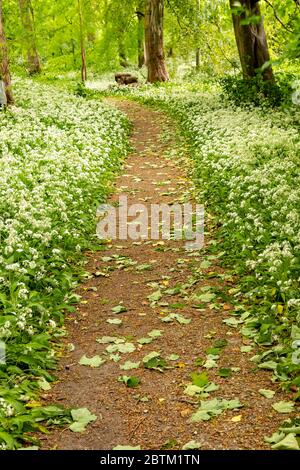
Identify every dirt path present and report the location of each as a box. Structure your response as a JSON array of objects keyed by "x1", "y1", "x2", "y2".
[{"x1": 41, "y1": 100, "x2": 289, "y2": 450}]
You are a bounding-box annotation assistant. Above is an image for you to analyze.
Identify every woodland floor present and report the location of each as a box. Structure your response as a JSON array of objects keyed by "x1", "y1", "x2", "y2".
[{"x1": 40, "y1": 100, "x2": 290, "y2": 450}]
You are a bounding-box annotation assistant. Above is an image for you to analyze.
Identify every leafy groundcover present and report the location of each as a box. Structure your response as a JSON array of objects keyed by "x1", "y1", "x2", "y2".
[{"x1": 0, "y1": 79, "x2": 129, "y2": 449}]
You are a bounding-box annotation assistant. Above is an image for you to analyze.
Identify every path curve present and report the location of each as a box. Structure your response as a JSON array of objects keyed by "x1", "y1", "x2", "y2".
[{"x1": 41, "y1": 100, "x2": 287, "y2": 450}]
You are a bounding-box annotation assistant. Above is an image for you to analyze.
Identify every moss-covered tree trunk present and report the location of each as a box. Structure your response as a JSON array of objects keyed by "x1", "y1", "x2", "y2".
[
  {"x1": 145, "y1": 0, "x2": 169, "y2": 83},
  {"x1": 0, "y1": 0, "x2": 13, "y2": 104},
  {"x1": 137, "y1": 1, "x2": 145, "y2": 68},
  {"x1": 18, "y1": 0, "x2": 41, "y2": 75},
  {"x1": 230, "y1": 0, "x2": 274, "y2": 81}
]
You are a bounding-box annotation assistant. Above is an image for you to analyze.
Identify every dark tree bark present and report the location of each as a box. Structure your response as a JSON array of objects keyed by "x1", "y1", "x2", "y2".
[
  {"x1": 136, "y1": 1, "x2": 145, "y2": 68},
  {"x1": 0, "y1": 0, "x2": 13, "y2": 104},
  {"x1": 229, "y1": 0, "x2": 274, "y2": 81},
  {"x1": 18, "y1": 0, "x2": 41, "y2": 75},
  {"x1": 195, "y1": 0, "x2": 200, "y2": 70},
  {"x1": 145, "y1": 0, "x2": 169, "y2": 83},
  {"x1": 78, "y1": 0, "x2": 87, "y2": 82},
  {"x1": 196, "y1": 48, "x2": 200, "y2": 69}
]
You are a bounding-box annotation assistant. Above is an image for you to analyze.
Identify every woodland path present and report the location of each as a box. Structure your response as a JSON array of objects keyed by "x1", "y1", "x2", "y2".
[{"x1": 41, "y1": 100, "x2": 288, "y2": 450}]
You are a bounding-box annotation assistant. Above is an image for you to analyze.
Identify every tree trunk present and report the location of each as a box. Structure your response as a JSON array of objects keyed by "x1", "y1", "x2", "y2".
[
  {"x1": 195, "y1": 0, "x2": 200, "y2": 70},
  {"x1": 137, "y1": 2, "x2": 145, "y2": 68},
  {"x1": 229, "y1": 0, "x2": 274, "y2": 81},
  {"x1": 18, "y1": 0, "x2": 41, "y2": 75},
  {"x1": 78, "y1": 0, "x2": 87, "y2": 82},
  {"x1": 0, "y1": 0, "x2": 13, "y2": 104},
  {"x1": 145, "y1": 0, "x2": 169, "y2": 83},
  {"x1": 118, "y1": 39, "x2": 129, "y2": 68},
  {"x1": 196, "y1": 48, "x2": 200, "y2": 69}
]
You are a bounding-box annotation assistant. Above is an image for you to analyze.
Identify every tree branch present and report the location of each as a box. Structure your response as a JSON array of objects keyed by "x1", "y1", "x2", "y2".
[{"x1": 263, "y1": 0, "x2": 293, "y2": 32}]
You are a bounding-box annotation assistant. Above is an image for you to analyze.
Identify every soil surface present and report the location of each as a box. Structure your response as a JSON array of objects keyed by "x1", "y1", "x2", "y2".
[{"x1": 41, "y1": 99, "x2": 291, "y2": 450}]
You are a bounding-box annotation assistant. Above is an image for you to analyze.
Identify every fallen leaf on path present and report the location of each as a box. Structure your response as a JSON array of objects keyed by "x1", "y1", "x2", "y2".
[
  {"x1": 107, "y1": 318, "x2": 123, "y2": 325},
  {"x1": 106, "y1": 343, "x2": 136, "y2": 354},
  {"x1": 272, "y1": 434, "x2": 299, "y2": 450},
  {"x1": 69, "y1": 408, "x2": 97, "y2": 433},
  {"x1": 79, "y1": 355, "x2": 106, "y2": 368},
  {"x1": 120, "y1": 361, "x2": 140, "y2": 371},
  {"x1": 272, "y1": 401, "x2": 294, "y2": 413},
  {"x1": 96, "y1": 336, "x2": 125, "y2": 345},
  {"x1": 118, "y1": 375, "x2": 141, "y2": 388},
  {"x1": 182, "y1": 440, "x2": 202, "y2": 450},
  {"x1": 259, "y1": 389, "x2": 275, "y2": 399},
  {"x1": 112, "y1": 305, "x2": 127, "y2": 314}
]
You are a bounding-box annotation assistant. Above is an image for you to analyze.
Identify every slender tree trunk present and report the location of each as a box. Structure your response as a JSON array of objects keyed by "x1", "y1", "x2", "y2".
[
  {"x1": 196, "y1": 48, "x2": 200, "y2": 69},
  {"x1": 229, "y1": 0, "x2": 274, "y2": 81},
  {"x1": 137, "y1": 1, "x2": 145, "y2": 68},
  {"x1": 195, "y1": 0, "x2": 200, "y2": 70},
  {"x1": 118, "y1": 38, "x2": 129, "y2": 68},
  {"x1": 0, "y1": 0, "x2": 13, "y2": 104},
  {"x1": 145, "y1": 0, "x2": 169, "y2": 83},
  {"x1": 78, "y1": 0, "x2": 87, "y2": 82},
  {"x1": 18, "y1": 0, "x2": 41, "y2": 75}
]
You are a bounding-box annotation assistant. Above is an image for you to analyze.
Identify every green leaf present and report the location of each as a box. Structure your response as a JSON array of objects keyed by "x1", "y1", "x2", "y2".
[
  {"x1": 199, "y1": 260, "x2": 211, "y2": 269},
  {"x1": 37, "y1": 378, "x2": 51, "y2": 391},
  {"x1": 70, "y1": 408, "x2": 97, "y2": 432},
  {"x1": 119, "y1": 375, "x2": 141, "y2": 388},
  {"x1": 148, "y1": 290, "x2": 162, "y2": 303},
  {"x1": 190, "y1": 398, "x2": 243, "y2": 422},
  {"x1": 107, "y1": 318, "x2": 123, "y2": 325},
  {"x1": 190, "y1": 372, "x2": 209, "y2": 387},
  {"x1": 182, "y1": 440, "x2": 202, "y2": 450},
  {"x1": 167, "y1": 354, "x2": 180, "y2": 361},
  {"x1": 272, "y1": 401, "x2": 295, "y2": 413},
  {"x1": 223, "y1": 317, "x2": 243, "y2": 327},
  {"x1": 112, "y1": 305, "x2": 127, "y2": 314},
  {"x1": 272, "y1": 434, "x2": 300, "y2": 450},
  {"x1": 142, "y1": 351, "x2": 161, "y2": 363},
  {"x1": 197, "y1": 293, "x2": 216, "y2": 303},
  {"x1": 259, "y1": 389, "x2": 275, "y2": 399},
  {"x1": 184, "y1": 384, "x2": 205, "y2": 397},
  {"x1": 258, "y1": 361, "x2": 278, "y2": 370},
  {"x1": 240, "y1": 345, "x2": 252, "y2": 353},
  {"x1": 120, "y1": 361, "x2": 140, "y2": 371},
  {"x1": 203, "y1": 355, "x2": 218, "y2": 369},
  {"x1": 106, "y1": 343, "x2": 136, "y2": 354},
  {"x1": 142, "y1": 351, "x2": 167, "y2": 371},
  {"x1": 138, "y1": 337, "x2": 153, "y2": 345},
  {"x1": 218, "y1": 368, "x2": 232, "y2": 378},
  {"x1": 0, "y1": 432, "x2": 17, "y2": 450},
  {"x1": 136, "y1": 264, "x2": 153, "y2": 271},
  {"x1": 69, "y1": 422, "x2": 87, "y2": 433},
  {"x1": 96, "y1": 336, "x2": 124, "y2": 344},
  {"x1": 79, "y1": 355, "x2": 106, "y2": 368},
  {"x1": 161, "y1": 313, "x2": 191, "y2": 325},
  {"x1": 18, "y1": 446, "x2": 40, "y2": 450},
  {"x1": 148, "y1": 329, "x2": 163, "y2": 338},
  {"x1": 110, "y1": 354, "x2": 121, "y2": 362}
]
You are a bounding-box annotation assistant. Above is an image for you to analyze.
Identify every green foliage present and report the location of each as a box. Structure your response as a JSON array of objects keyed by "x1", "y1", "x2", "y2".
[
  {"x1": 0, "y1": 78, "x2": 129, "y2": 449},
  {"x1": 75, "y1": 81, "x2": 88, "y2": 97},
  {"x1": 219, "y1": 74, "x2": 294, "y2": 107}
]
